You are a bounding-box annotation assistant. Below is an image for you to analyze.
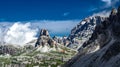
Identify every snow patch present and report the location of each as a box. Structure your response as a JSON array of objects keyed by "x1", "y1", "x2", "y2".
[{"x1": 81, "y1": 21, "x2": 86, "y2": 25}]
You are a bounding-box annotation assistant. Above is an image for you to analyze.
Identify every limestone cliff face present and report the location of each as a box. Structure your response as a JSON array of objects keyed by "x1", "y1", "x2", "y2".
[
  {"x1": 64, "y1": 7, "x2": 120, "y2": 67},
  {"x1": 67, "y1": 16, "x2": 106, "y2": 49},
  {"x1": 35, "y1": 29, "x2": 72, "y2": 52},
  {"x1": 35, "y1": 29, "x2": 57, "y2": 48},
  {"x1": 68, "y1": 16, "x2": 105, "y2": 40}
]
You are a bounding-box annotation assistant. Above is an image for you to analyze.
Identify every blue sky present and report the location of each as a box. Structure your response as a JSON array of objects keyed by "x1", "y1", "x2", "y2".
[
  {"x1": 0, "y1": 0, "x2": 119, "y2": 21},
  {"x1": 0, "y1": 0, "x2": 119, "y2": 37}
]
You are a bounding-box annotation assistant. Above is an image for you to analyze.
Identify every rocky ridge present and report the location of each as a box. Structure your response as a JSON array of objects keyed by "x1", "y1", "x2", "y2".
[
  {"x1": 64, "y1": 7, "x2": 120, "y2": 67},
  {"x1": 67, "y1": 16, "x2": 106, "y2": 49}
]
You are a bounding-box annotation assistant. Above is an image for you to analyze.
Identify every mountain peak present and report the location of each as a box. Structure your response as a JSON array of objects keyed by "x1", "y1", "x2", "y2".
[
  {"x1": 40, "y1": 29, "x2": 49, "y2": 37},
  {"x1": 64, "y1": 6, "x2": 120, "y2": 67},
  {"x1": 67, "y1": 16, "x2": 106, "y2": 49},
  {"x1": 35, "y1": 29, "x2": 54, "y2": 48}
]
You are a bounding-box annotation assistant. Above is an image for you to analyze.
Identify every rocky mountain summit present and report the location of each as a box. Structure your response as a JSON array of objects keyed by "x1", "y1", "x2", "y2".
[
  {"x1": 35, "y1": 29, "x2": 71, "y2": 52},
  {"x1": 64, "y1": 6, "x2": 120, "y2": 67},
  {"x1": 67, "y1": 16, "x2": 106, "y2": 49},
  {"x1": 35, "y1": 29, "x2": 59, "y2": 52},
  {"x1": 35, "y1": 29, "x2": 57, "y2": 48}
]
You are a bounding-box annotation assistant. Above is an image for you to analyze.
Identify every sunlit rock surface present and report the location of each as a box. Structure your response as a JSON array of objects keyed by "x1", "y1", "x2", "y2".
[{"x1": 64, "y1": 6, "x2": 120, "y2": 67}]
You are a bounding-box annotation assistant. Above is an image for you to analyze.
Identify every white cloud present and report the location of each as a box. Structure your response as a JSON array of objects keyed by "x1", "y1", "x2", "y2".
[
  {"x1": 92, "y1": 10, "x2": 111, "y2": 17},
  {"x1": 102, "y1": 0, "x2": 111, "y2": 7},
  {"x1": 0, "y1": 22, "x2": 13, "y2": 44},
  {"x1": 4, "y1": 22, "x2": 38, "y2": 46},
  {"x1": 0, "y1": 20, "x2": 80, "y2": 46},
  {"x1": 89, "y1": 8, "x2": 98, "y2": 12},
  {"x1": 63, "y1": 12, "x2": 70, "y2": 16},
  {"x1": 101, "y1": 0, "x2": 119, "y2": 8}
]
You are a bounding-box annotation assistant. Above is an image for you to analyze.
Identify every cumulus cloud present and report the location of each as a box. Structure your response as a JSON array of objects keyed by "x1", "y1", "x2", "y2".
[
  {"x1": 4, "y1": 22, "x2": 38, "y2": 46},
  {"x1": 92, "y1": 10, "x2": 111, "y2": 17},
  {"x1": 101, "y1": 0, "x2": 119, "y2": 8},
  {"x1": 0, "y1": 20, "x2": 80, "y2": 46},
  {"x1": 0, "y1": 22, "x2": 13, "y2": 44}
]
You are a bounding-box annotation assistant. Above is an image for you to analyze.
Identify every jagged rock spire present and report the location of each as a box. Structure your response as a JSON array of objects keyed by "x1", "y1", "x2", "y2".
[
  {"x1": 40, "y1": 29, "x2": 49, "y2": 37},
  {"x1": 110, "y1": 8, "x2": 117, "y2": 16},
  {"x1": 117, "y1": 6, "x2": 120, "y2": 14},
  {"x1": 35, "y1": 29, "x2": 50, "y2": 47},
  {"x1": 109, "y1": 8, "x2": 117, "y2": 22},
  {"x1": 35, "y1": 29, "x2": 57, "y2": 48},
  {"x1": 117, "y1": 6, "x2": 120, "y2": 19}
]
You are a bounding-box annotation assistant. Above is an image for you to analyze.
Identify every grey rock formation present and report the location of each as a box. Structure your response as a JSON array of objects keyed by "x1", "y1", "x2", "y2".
[
  {"x1": 67, "y1": 16, "x2": 106, "y2": 49},
  {"x1": 40, "y1": 29, "x2": 49, "y2": 37},
  {"x1": 53, "y1": 36, "x2": 70, "y2": 46},
  {"x1": 117, "y1": 7, "x2": 120, "y2": 22},
  {"x1": 64, "y1": 7, "x2": 120, "y2": 67},
  {"x1": 0, "y1": 45, "x2": 19, "y2": 55},
  {"x1": 35, "y1": 29, "x2": 57, "y2": 48},
  {"x1": 68, "y1": 16, "x2": 105, "y2": 40}
]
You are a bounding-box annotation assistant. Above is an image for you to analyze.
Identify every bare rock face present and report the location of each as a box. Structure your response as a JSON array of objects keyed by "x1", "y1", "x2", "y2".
[
  {"x1": 68, "y1": 16, "x2": 105, "y2": 40},
  {"x1": 35, "y1": 29, "x2": 70, "y2": 52},
  {"x1": 0, "y1": 45, "x2": 20, "y2": 55},
  {"x1": 67, "y1": 16, "x2": 106, "y2": 49},
  {"x1": 53, "y1": 36, "x2": 70, "y2": 46},
  {"x1": 117, "y1": 6, "x2": 120, "y2": 19},
  {"x1": 40, "y1": 29, "x2": 49, "y2": 37},
  {"x1": 35, "y1": 29, "x2": 57, "y2": 48},
  {"x1": 109, "y1": 8, "x2": 117, "y2": 22},
  {"x1": 64, "y1": 6, "x2": 120, "y2": 67}
]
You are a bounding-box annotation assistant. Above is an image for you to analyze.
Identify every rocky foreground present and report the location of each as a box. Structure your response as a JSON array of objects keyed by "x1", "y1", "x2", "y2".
[{"x1": 64, "y1": 7, "x2": 120, "y2": 67}]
